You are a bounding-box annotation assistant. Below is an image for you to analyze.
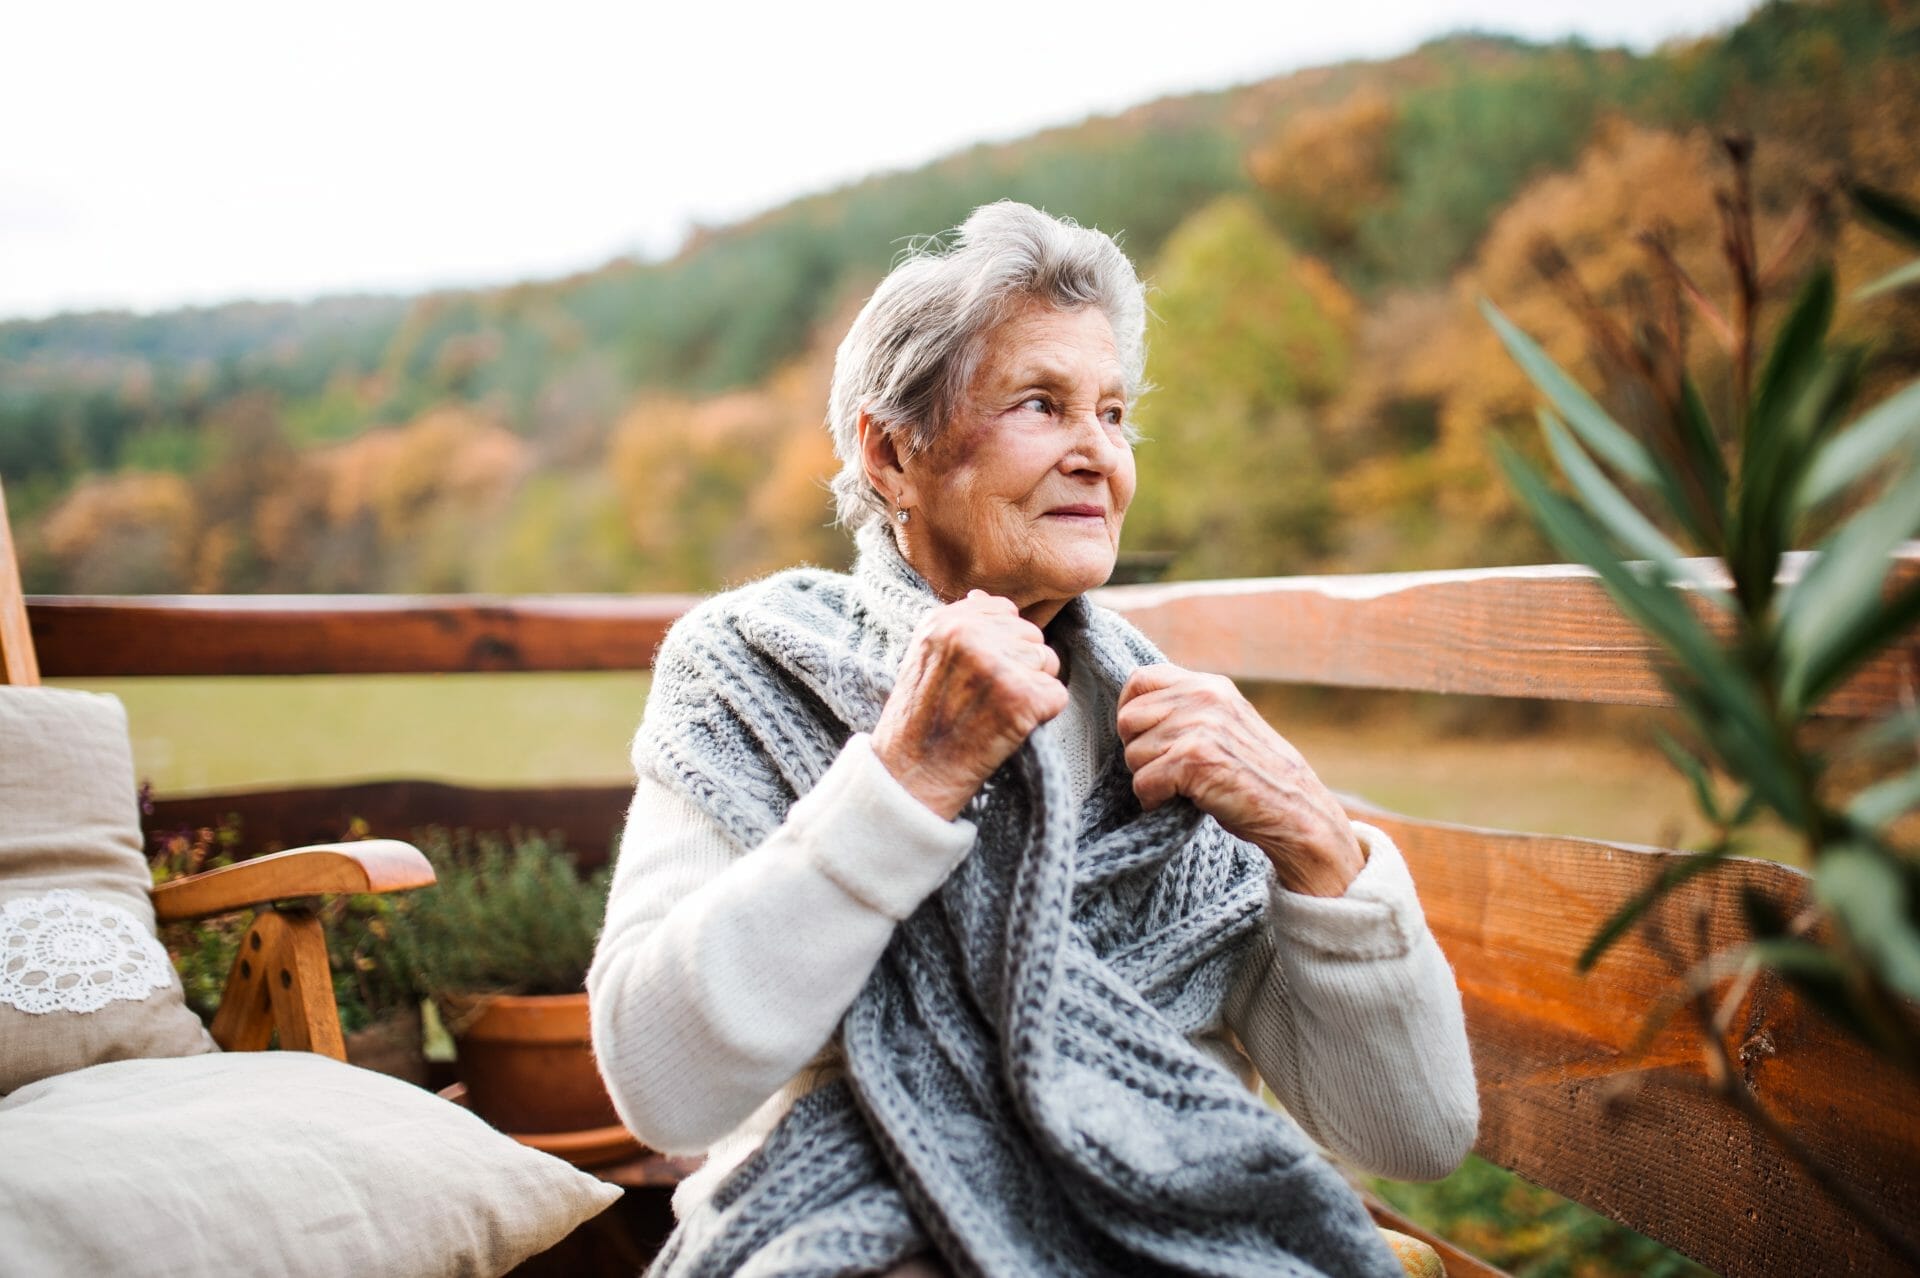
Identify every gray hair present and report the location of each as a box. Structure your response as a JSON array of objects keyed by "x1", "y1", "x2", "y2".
[{"x1": 826, "y1": 200, "x2": 1148, "y2": 530}]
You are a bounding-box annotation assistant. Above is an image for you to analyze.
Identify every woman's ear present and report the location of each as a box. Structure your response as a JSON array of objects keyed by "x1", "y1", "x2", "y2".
[{"x1": 857, "y1": 409, "x2": 917, "y2": 510}]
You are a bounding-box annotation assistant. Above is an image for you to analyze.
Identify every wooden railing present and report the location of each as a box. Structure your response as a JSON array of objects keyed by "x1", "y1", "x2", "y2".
[{"x1": 26, "y1": 554, "x2": 1920, "y2": 1278}]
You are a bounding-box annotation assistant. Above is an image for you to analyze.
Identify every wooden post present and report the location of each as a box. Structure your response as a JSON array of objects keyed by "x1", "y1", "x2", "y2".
[
  {"x1": 208, "y1": 907, "x2": 346, "y2": 1061},
  {"x1": 0, "y1": 480, "x2": 41, "y2": 686}
]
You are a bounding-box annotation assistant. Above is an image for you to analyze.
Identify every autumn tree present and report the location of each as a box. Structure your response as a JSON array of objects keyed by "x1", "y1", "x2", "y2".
[
  {"x1": 1249, "y1": 88, "x2": 1399, "y2": 253},
  {"x1": 1126, "y1": 196, "x2": 1356, "y2": 578}
]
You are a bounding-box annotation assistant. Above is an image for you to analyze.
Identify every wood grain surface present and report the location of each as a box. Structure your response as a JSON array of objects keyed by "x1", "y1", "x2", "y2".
[
  {"x1": 30, "y1": 554, "x2": 1915, "y2": 717},
  {"x1": 28, "y1": 592, "x2": 697, "y2": 676},
  {"x1": 1095, "y1": 551, "x2": 1919, "y2": 717},
  {"x1": 0, "y1": 481, "x2": 40, "y2": 686},
  {"x1": 150, "y1": 839, "x2": 436, "y2": 922},
  {"x1": 1352, "y1": 800, "x2": 1920, "y2": 1278}
]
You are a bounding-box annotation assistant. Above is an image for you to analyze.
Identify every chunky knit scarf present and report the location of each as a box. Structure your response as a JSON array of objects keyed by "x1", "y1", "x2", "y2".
[{"x1": 637, "y1": 521, "x2": 1402, "y2": 1278}]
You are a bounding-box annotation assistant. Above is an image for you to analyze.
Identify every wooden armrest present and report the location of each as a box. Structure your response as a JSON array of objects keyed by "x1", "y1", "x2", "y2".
[{"x1": 150, "y1": 840, "x2": 435, "y2": 923}]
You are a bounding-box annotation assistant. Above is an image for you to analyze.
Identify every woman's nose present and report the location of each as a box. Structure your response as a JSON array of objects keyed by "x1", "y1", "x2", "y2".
[{"x1": 1062, "y1": 409, "x2": 1122, "y2": 473}]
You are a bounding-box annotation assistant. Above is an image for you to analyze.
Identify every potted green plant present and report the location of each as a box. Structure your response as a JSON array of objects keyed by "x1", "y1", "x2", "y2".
[{"x1": 388, "y1": 828, "x2": 619, "y2": 1146}]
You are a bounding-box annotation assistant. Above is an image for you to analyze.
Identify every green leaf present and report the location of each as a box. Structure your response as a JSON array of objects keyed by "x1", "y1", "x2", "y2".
[
  {"x1": 1859, "y1": 258, "x2": 1920, "y2": 300},
  {"x1": 1578, "y1": 846, "x2": 1736, "y2": 971},
  {"x1": 1853, "y1": 184, "x2": 1920, "y2": 250},
  {"x1": 1796, "y1": 379, "x2": 1920, "y2": 515},
  {"x1": 1654, "y1": 726, "x2": 1723, "y2": 825},
  {"x1": 1850, "y1": 185, "x2": 1920, "y2": 300},
  {"x1": 1482, "y1": 300, "x2": 1659, "y2": 485},
  {"x1": 1538, "y1": 409, "x2": 1727, "y2": 600},
  {"x1": 1496, "y1": 443, "x2": 1715, "y2": 670},
  {"x1": 1734, "y1": 271, "x2": 1842, "y2": 609},
  {"x1": 1849, "y1": 765, "x2": 1920, "y2": 833},
  {"x1": 1666, "y1": 678, "x2": 1805, "y2": 830},
  {"x1": 1790, "y1": 575, "x2": 1920, "y2": 717},
  {"x1": 1841, "y1": 705, "x2": 1920, "y2": 764},
  {"x1": 1744, "y1": 936, "x2": 1847, "y2": 978},
  {"x1": 1745, "y1": 936, "x2": 1889, "y2": 1051},
  {"x1": 1497, "y1": 441, "x2": 1803, "y2": 820},
  {"x1": 1815, "y1": 845, "x2": 1920, "y2": 1002},
  {"x1": 1777, "y1": 458, "x2": 1920, "y2": 716},
  {"x1": 1677, "y1": 377, "x2": 1730, "y2": 542},
  {"x1": 1753, "y1": 267, "x2": 1835, "y2": 429},
  {"x1": 1484, "y1": 298, "x2": 1723, "y2": 549}
]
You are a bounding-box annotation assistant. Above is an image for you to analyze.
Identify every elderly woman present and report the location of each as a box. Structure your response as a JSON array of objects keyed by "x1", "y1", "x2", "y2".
[{"x1": 588, "y1": 201, "x2": 1479, "y2": 1278}]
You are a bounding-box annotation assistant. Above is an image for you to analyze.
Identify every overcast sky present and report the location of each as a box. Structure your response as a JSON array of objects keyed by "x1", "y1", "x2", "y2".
[{"x1": 1, "y1": 0, "x2": 1761, "y2": 320}]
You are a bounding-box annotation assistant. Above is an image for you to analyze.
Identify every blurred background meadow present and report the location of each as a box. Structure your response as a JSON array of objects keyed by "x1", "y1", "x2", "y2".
[{"x1": 7, "y1": 1, "x2": 1915, "y2": 1270}]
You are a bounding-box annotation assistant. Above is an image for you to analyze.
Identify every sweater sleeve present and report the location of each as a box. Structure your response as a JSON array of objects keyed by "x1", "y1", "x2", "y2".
[
  {"x1": 1221, "y1": 821, "x2": 1480, "y2": 1182},
  {"x1": 587, "y1": 731, "x2": 977, "y2": 1154}
]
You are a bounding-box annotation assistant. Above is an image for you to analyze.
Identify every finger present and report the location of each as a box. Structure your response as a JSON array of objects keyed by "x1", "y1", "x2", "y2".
[
  {"x1": 1033, "y1": 673, "x2": 1070, "y2": 722},
  {"x1": 1004, "y1": 667, "x2": 1069, "y2": 729},
  {"x1": 1113, "y1": 686, "x2": 1183, "y2": 743},
  {"x1": 1004, "y1": 614, "x2": 1049, "y2": 648},
  {"x1": 963, "y1": 609, "x2": 1051, "y2": 658},
  {"x1": 1130, "y1": 755, "x2": 1182, "y2": 811},
  {"x1": 1121, "y1": 716, "x2": 1184, "y2": 775},
  {"x1": 1001, "y1": 640, "x2": 1060, "y2": 677},
  {"x1": 1117, "y1": 662, "x2": 1190, "y2": 709},
  {"x1": 962, "y1": 590, "x2": 1018, "y2": 615}
]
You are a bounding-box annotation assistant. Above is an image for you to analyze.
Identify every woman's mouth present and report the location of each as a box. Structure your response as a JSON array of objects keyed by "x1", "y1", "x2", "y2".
[{"x1": 1043, "y1": 505, "x2": 1106, "y2": 521}]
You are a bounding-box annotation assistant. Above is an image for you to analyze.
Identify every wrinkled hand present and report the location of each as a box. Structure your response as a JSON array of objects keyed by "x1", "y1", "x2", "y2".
[
  {"x1": 1116, "y1": 663, "x2": 1365, "y2": 897},
  {"x1": 872, "y1": 591, "x2": 1070, "y2": 822}
]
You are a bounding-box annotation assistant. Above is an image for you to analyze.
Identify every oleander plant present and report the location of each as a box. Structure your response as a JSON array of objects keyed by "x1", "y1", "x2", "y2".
[{"x1": 1487, "y1": 135, "x2": 1919, "y2": 1256}]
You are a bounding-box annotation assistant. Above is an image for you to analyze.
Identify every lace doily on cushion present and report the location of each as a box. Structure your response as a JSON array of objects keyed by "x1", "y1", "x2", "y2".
[{"x1": 1, "y1": 889, "x2": 174, "y2": 1015}]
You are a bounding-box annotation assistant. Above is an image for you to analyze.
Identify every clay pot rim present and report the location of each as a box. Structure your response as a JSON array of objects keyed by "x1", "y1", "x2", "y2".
[{"x1": 443, "y1": 989, "x2": 591, "y2": 1044}]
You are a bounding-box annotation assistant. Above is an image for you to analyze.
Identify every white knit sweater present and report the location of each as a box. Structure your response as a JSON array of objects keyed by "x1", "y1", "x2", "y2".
[{"x1": 589, "y1": 652, "x2": 1479, "y2": 1220}]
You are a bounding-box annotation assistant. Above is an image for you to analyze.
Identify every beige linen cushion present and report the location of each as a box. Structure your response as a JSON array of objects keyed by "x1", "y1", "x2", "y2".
[
  {"x1": 0, "y1": 1051, "x2": 623, "y2": 1277},
  {"x1": 0, "y1": 687, "x2": 217, "y2": 1094}
]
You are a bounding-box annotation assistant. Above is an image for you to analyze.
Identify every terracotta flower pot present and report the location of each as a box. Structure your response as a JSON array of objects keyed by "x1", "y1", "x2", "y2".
[{"x1": 446, "y1": 990, "x2": 621, "y2": 1136}]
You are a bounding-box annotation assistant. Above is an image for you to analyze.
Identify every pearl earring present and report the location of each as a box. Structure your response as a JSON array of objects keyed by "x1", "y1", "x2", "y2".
[{"x1": 896, "y1": 508, "x2": 909, "y2": 524}]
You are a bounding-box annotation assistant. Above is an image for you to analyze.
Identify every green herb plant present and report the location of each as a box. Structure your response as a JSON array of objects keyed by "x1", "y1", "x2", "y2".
[
  {"x1": 1485, "y1": 136, "x2": 1920, "y2": 1263},
  {"x1": 387, "y1": 827, "x2": 611, "y2": 1023}
]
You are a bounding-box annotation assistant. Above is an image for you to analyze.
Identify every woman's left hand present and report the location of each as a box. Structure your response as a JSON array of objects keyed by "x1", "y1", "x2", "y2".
[{"x1": 1116, "y1": 663, "x2": 1366, "y2": 897}]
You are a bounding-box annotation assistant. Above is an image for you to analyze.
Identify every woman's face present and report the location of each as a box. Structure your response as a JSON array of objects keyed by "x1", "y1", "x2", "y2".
[{"x1": 881, "y1": 300, "x2": 1136, "y2": 626}]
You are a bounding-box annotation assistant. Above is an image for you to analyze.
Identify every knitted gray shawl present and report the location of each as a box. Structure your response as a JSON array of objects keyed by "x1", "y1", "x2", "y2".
[{"x1": 636, "y1": 522, "x2": 1402, "y2": 1278}]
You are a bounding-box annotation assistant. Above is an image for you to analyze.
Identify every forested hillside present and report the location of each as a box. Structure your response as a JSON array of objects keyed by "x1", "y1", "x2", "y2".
[{"x1": 7, "y1": 0, "x2": 1915, "y2": 594}]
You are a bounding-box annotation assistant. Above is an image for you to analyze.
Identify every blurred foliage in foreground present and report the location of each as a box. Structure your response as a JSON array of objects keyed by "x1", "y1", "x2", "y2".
[
  {"x1": 1370, "y1": 1157, "x2": 1709, "y2": 1278},
  {"x1": 1494, "y1": 145, "x2": 1920, "y2": 1069},
  {"x1": 6, "y1": 0, "x2": 1918, "y2": 597},
  {"x1": 1491, "y1": 136, "x2": 1920, "y2": 1263}
]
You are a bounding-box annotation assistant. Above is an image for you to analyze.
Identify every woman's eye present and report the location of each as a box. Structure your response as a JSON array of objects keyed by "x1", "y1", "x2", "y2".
[
  {"x1": 1103, "y1": 406, "x2": 1125, "y2": 427},
  {"x1": 1020, "y1": 396, "x2": 1052, "y2": 414}
]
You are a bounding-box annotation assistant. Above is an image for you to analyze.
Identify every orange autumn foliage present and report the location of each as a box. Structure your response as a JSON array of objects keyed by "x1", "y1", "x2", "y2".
[
  {"x1": 314, "y1": 407, "x2": 530, "y2": 543},
  {"x1": 1249, "y1": 88, "x2": 1400, "y2": 250},
  {"x1": 42, "y1": 471, "x2": 196, "y2": 593},
  {"x1": 1328, "y1": 118, "x2": 1859, "y2": 568}
]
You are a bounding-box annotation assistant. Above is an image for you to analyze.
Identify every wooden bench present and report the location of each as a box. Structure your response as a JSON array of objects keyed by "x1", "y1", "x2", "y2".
[{"x1": 24, "y1": 557, "x2": 1920, "y2": 1277}]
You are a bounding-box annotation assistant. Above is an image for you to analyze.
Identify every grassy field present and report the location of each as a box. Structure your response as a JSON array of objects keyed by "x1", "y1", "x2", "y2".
[{"x1": 52, "y1": 672, "x2": 655, "y2": 794}]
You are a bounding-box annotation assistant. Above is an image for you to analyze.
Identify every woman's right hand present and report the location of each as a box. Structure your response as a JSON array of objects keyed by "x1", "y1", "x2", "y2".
[{"x1": 871, "y1": 590, "x2": 1070, "y2": 821}]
